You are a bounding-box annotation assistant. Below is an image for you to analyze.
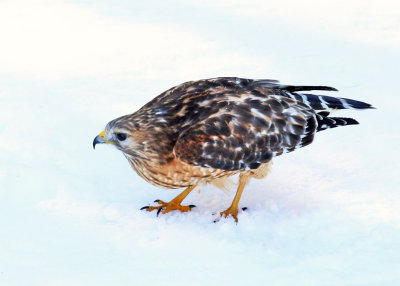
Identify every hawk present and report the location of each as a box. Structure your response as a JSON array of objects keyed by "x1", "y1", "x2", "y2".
[{"x1": 93, "y1": 77, "x2": 373, "y2": 222}]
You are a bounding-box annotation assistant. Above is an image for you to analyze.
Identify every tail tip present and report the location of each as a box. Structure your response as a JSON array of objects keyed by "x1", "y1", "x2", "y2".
[{"x1": 345, "y1": 98, "x2": 375, "y2": 110}]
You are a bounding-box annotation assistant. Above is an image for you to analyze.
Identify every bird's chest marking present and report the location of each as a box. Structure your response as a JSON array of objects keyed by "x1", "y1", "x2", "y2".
[{"x1": 142, "y1": 158, "x2": 235, "y2": 188}]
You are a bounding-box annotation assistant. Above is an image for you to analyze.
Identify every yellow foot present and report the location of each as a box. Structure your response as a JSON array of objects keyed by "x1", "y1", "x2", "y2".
[
  {"x1": 141, "y1": 200, "x2": 196, "y2": 216},
  {"x1": 219, "y1": 207, "x2": 239, "y2": 222},
  {"x1": 217, "y1": 207, "x2": 247, "y2": 223}
]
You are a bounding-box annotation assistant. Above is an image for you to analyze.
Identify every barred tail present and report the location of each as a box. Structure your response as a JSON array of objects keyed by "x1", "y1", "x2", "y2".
[
  {"x1": 316, "y1": 112, "x2": 359, "y2": 132},
  {"x1": 278, "y1": 84, "x2": 374, "y2": 110},
  {"x1": 298, "y1": 93, "x2": 374, "y2": 110}
]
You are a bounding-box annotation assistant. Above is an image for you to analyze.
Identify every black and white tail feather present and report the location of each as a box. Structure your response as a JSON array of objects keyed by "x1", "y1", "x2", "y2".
[
  {"x1": 283, "y1": 86, "x2": 373, "y2": 155},
  {"x1": 247, "y1": 79, "x2": 373, "y2": 154},
  {"x1": 275, "y1": 83, "x2": 374, "y2": 132},
  {"x1": 291, "y1": 91, "x2": 373, "y2": 110},
  {"x1": 316, "y1": 112, "x2": 359, "y2": 132}
]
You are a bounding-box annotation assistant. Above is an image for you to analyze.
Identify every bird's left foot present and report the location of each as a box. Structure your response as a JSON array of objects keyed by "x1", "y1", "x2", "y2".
[
  {"x1": 216, "y1": 207, "x2": 247, "y2": 223},
  {"x1": 219, "y1": 206, "x2": 239, "y2": 222},
  {"x1": 140, "y1": 200, "x2": 196, "y2": 216}
]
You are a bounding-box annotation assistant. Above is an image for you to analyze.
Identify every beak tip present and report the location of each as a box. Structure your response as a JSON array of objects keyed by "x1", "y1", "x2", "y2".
[{"x1": 93, "y1": 134, "x2": 104, "y2": 150}]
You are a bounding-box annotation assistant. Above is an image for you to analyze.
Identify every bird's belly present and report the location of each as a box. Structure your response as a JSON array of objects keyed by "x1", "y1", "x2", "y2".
[{"x1": 130, "y1": 158, "x2": 238, "y2": 189}]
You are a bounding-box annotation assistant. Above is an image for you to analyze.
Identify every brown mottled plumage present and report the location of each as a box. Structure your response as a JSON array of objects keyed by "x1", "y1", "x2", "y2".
[{"x1": 93, "y1": 77, "x2": 373, "y2": 222}]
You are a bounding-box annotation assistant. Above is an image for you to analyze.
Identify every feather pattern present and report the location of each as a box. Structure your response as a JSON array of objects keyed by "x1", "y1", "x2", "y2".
[
  {"x1": 95, "y1": 77, "x2": 374, "y2": 221},
  {"x1": 101, "y1": 77, "x2": 373, "y2": 186},
  {"x1": 169, "y1": 77, "x2": 372, "y2": 171}
]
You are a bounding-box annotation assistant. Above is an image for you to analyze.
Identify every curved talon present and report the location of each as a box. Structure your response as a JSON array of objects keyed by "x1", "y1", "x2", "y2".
[
  {"x1": 142, "y1": 200, "x2": 195, "y2": 215},
  {"x1": 156, "y1": 207, "x2": 164, "y2": 216},
  {"x1": 141, "y1": 186, "x2": 197, "y2": 216}
]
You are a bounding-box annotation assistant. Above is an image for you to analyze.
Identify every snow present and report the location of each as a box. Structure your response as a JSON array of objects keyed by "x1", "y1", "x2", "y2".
[{"x1": 1, "y1": 0, "x2": 399, "y2": 285}]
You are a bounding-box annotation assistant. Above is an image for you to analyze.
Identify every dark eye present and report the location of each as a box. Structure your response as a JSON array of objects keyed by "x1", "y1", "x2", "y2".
[{"x1": 116, "y1": 133, "x2": 127, "y2": 141}]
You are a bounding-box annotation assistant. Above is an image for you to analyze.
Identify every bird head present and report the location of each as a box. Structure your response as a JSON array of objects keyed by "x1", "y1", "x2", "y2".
[{"x1": 93, "y1": 116, "x2": 143, "y2": 157}]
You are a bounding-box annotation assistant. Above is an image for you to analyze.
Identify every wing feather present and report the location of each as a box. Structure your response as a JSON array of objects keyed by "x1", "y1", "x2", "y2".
[{"x1": 173, "y1": 90, "x2": 316, "y2": 171}]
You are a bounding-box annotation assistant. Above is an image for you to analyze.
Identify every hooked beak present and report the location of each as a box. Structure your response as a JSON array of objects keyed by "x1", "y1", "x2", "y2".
[{"x1": 93, "y1": 130, "x2": 107, "y2": 149}]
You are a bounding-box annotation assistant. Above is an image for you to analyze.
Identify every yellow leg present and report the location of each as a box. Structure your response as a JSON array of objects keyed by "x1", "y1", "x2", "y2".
[
  {"x1": 220, "y1": 174, "x2": 250, "y2": 222},
  {"x1": 141, "y1": 185, "x2": 197, "y2": 215}
]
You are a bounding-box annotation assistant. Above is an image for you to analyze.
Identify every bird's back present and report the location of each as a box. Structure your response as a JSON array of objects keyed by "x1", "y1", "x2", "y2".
[{"x1": 136, "y1": 77, "x2": 373, "y2": 171}]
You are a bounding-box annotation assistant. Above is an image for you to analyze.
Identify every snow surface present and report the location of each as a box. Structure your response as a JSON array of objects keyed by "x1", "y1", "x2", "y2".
[{"x1": 1, "y1": 0, "x2": 399, "y2": 285}]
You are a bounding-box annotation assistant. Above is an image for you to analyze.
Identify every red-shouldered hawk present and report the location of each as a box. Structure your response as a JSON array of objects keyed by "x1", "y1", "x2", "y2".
[{"x1": 93, "y1": 77, "x2": 373, "y2": 222}]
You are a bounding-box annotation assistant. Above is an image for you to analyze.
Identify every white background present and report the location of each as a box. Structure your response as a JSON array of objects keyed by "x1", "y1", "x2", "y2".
[{"x1": 1, "y1": 0, "x2": 399, "y2": 285}]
